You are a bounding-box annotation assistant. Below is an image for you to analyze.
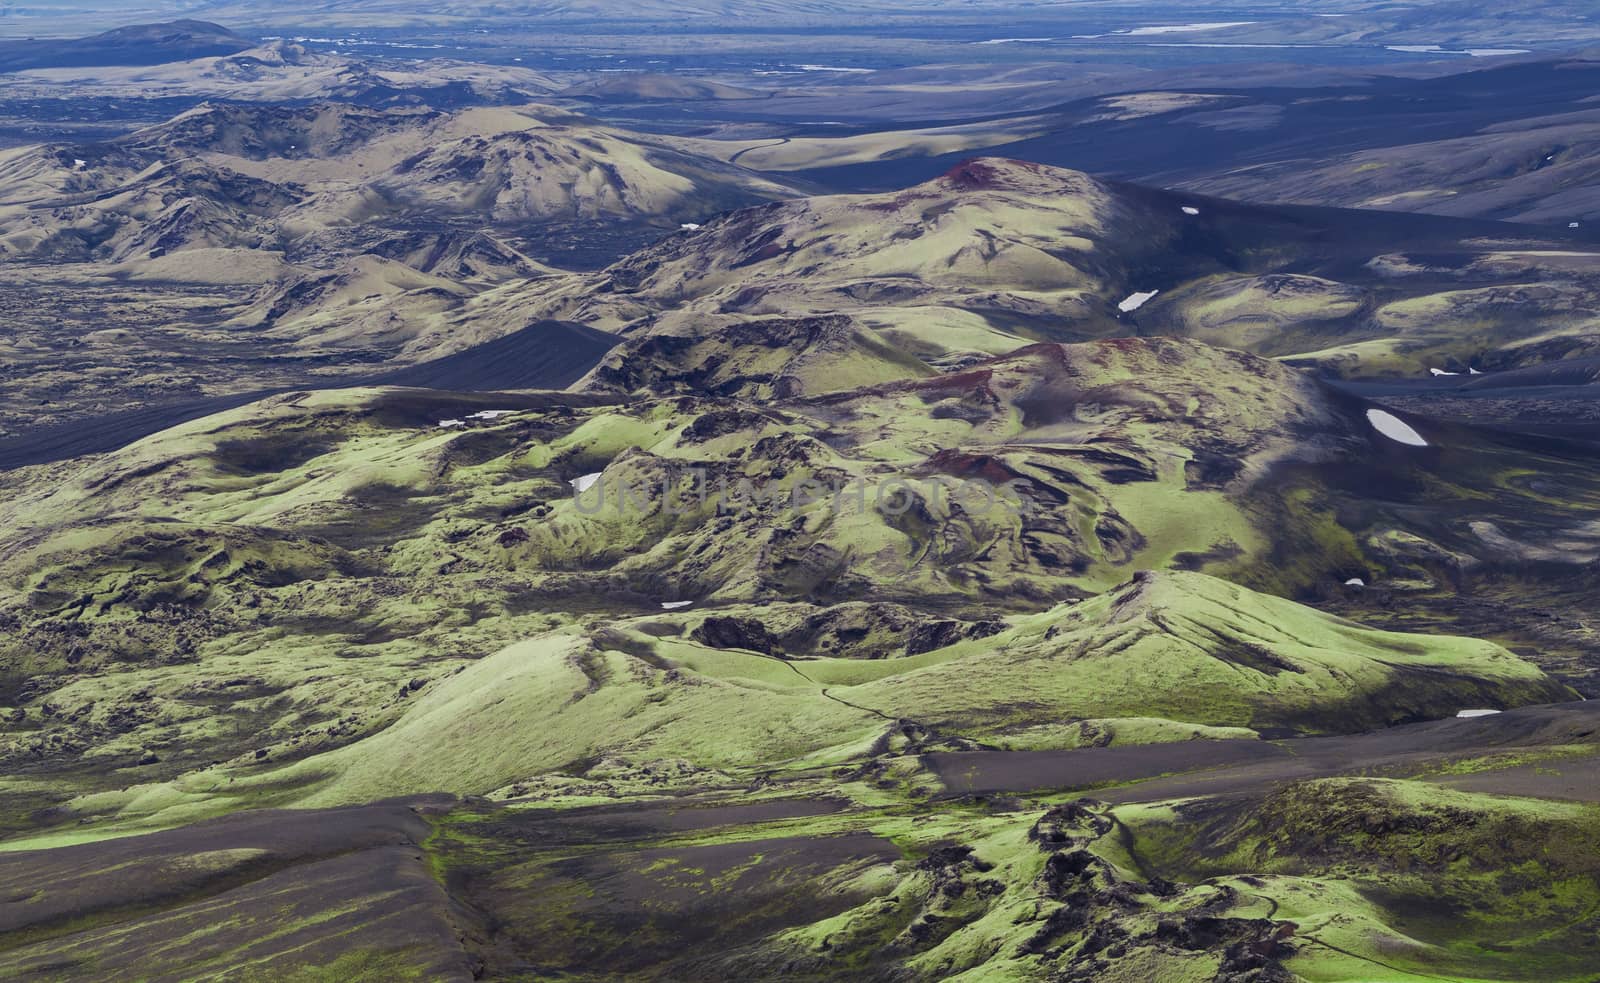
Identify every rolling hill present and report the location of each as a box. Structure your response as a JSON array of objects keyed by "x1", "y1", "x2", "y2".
[
  {"x1": 2, "y1": 335, "x2": 1594, "y2": 795},
  {"x1": 512, "y1": 156, "x2": 1600, "y2": 388},
  {"x1": 1183, "y1": 109, "x2": 1600, "y2": 225},
  {"x1": 0, "y1": 100, "x2": 806, "y2": 434},
  {"x1": 0, "y1": 20, "x2": 250, "y2": 73},
  {"x1": 0, "y1": 101, "x2": 800, "y2": 271}
]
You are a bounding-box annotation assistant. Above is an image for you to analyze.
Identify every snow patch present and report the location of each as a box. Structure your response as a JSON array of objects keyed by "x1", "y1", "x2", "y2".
[
  {"x1": 1181, "y1": 206, "x2": 1201, "y2": 216},
  {"x1": 72, "y1": 158, "x2": 87, "y2": 170},
  {"x1": 1429, "y1": 368, "x2": 1460, "y2": 377},
  {"x1": 1141, "y1": 42, "x2": 1318, "y2": 49},
  {"x1": 437, "y1": 419, "x2": 465, "y2": 428},
  {"x1": 1344, "y1": 577, "x2": 1366, "y2": 587},
  {"x1": 660, "y1": 601, "x2": 693, "y2": 610},
  {"x1": 1456, "y1": 708, "x2": 1502, "y2": 718},
  {"x1": 680, "y1": 223, "x2": 702, "y2": 231},
  {"x1": 1118, "y1": 289, "x2": 1159, "y2": 313},
  {"x1": 1124, "y1": 21, "x2": 1255, "y2": 36},
  {"x1": 467, "y1": 409, "x2": 516, "y2": 420},
  {"x1": 1387, "y1": 44, "x2": 1530, "y2": 57},
  {"x1": 1367, "y1": 409, "x2": 1429, "y2": 448},
  {"x1": 1469, "y1": 367, "x2": 1484, "y2": 375},
  {"x1": 570, "y1": 472, "x2": 603, "y2": 493}
]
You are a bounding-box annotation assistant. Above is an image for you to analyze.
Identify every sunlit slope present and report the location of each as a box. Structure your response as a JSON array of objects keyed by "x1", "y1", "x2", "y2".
[{"x1": 32, "y1": 569, "x2": 1565, "y2": 822}]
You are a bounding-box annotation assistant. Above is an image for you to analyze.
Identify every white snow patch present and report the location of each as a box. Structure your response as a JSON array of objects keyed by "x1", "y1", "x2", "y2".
[
  {"x1": 570, "y1": 472, "x2": 603, "y2": 493},
  {"x1": 680, "y1": 223, "x2": 702, "y2": 231},
  {"x1": 1430, "y1": 368, "x2": 1460, "y2": 377},
  {"x1": 1124, "y1": 21, "x2": 1255, "y2": 36},
  {"x1": 1571, "y1": 222, "x2": 1582, "y2": 228},
  {"x1": 1456, "y1": 708, "x2": 1502, "y2": 718},
  {"x1": 1181, "y1": 206, "x2": 1201, "y2": 216},
  {"x1": 1469, "y1": 367, "x2": 1484, "y2": 375},
  {"x1": 660, "y1": 601, "x2": 693, "y2": 610},
  {"x1": 72, "y1": 158, "x2": 87, "y2": 170},
  {"x1": 1143, "y1": 42, "x2": 1318, "y2": 49},
  {"x1": 975, "y1": 37, "x2": 1054, "y2": 45},
  {"x1": 1386, "y1": 44, "x2": 1529, "y2": 57},
  {"x1": 1118, "y1": 289, "x2": 1159, "y2": 313},
  {"x1": 467, "y1": 409, "x2": 516, "y2": 420},
  {"x1": 1344, "y1": 577, "x2": 1366, "y2": 587},
  {"x1": 438, "y1": 418, "x2": 465, "y2": 428},
  {"x1": 1367, "y1": 409, "x2": 1429, "y2": 447}
]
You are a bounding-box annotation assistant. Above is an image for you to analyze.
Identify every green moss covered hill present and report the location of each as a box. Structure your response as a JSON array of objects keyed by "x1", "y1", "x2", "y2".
[
  {"x1": 3, "y1": 159, "x2": 1600, "y2": 982},
  {"x1": 3, "y1": 327, "x2": 1599, "y2": 981}
]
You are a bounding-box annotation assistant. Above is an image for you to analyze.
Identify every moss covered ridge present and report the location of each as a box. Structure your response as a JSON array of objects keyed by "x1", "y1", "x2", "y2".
[
  {"x1": 33, "y1": 569, "x2": 1563, "y2": 824},
  {"x1": 0, "y1": 330, "x2": 1597, "y2": 978},
  {"x1": 488, "y1": 153, "x2": 1600, "y2": 386}
]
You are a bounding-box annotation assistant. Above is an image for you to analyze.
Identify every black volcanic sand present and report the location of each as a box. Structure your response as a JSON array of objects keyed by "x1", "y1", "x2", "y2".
[
  {"x1": 1336, "y1": 371, "x2": 1600, "y2": 434},
  {"x1": 428, "y1": 796, "x2": 903, "y2": 980},
  {"x1": 0, "y1": 319, "x2": 618, "y2": 471},
  {"x1": 4, "y1": 707, "x2": 1596, "y2": 978},
  {"x1": 460, "y1": 832, "x2": 900, "y2": 977},
  {"x1": 924, "y1": 700, "x2": 1600, "y2": 803},
  {"x1": 486, "y1": 795, "x2": 852, "y2": 843},
  {"x1": 0, "y1": 796, "x2": 480, "y2": 981},
  {"x1": 0, "y1": 791, "x2": 891, "y2": 980},
  {"x1": 1340, "y1": 364, "x2": 1600, "y2": 441},
  {"x1": 796, "y1": 58, "x2": 1600, "y2": 199}
]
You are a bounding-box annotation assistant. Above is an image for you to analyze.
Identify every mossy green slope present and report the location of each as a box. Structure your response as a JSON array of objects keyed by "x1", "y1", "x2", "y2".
[
  {"x1": 52, "y1": 570, "x2": 1564, "y2": 829},
  {"x1": 0, "y1": 337, "x2": 1592, "y2": 834},
  {"x1": 1, "y1": 333, "x2": 1597, "y2": 977},
  {"x1": 1123, "y1": 777, "x2": 1600, "y2": 981}
]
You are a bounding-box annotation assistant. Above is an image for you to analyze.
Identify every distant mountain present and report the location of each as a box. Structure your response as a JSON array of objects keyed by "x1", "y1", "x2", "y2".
[
  {"x1": 0, "y1": 36, "x2": 563, "y2": 109},
  {"x1": 0, "y1": 99, "x2": 808, "y2": 435},
  {"x1": 791, "y1": 56, "x2": 1600, "y2": 229},
  {"x1": 0, "y1": 20, "x2": 251, "y2": 73},
  {"x1": 1182, "y1": 110, "x2": 1600, "y2": 226},
  {"x1": 0, "y1": 101, "x2": 802, "y2": 275}
]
